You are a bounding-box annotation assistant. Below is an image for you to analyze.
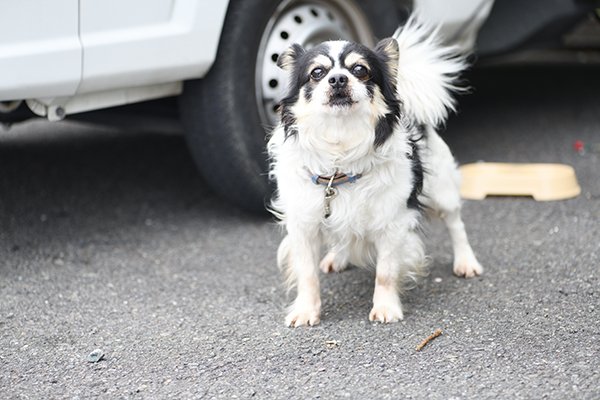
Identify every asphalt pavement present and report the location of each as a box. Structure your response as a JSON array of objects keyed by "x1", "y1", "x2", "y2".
[{"x1": 1, "y1": 65, "x2": 599, "y2": 399}]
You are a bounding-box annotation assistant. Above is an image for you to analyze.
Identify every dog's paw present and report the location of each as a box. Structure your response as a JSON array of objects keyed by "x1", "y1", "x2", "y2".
[
  {"x1": 319, "y1": 252, "x2": 347, "y2": 274},
  {"x1": 453, "y1": 256, "x2": 483, "y2": 278},
  {"x1": 369, "y1": 303, "x2": 404, "y2": 323},
  {"x1": 285, "y1": 307, "x2": 321, "y2": 327}
]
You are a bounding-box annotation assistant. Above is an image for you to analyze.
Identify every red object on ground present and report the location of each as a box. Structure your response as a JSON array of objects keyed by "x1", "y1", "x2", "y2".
[{"x1": 574, "y1": 140, "x2": 585, "y2": 153}]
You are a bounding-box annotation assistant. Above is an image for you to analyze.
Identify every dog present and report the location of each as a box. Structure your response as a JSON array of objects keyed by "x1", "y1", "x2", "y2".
[{"x1": 267, "y1": 18, "x2": 483, "y2": 327}]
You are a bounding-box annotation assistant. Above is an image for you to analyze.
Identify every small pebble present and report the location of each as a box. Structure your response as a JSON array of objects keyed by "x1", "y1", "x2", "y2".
[{"x1": 87, "y1": 349, "x2": 104, "y2": 363}]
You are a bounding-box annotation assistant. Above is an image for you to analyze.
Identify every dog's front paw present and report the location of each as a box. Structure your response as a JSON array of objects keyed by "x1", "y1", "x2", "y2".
[
  {"x1": 453, "y1": 255, "x2": 483, "y2": 278},
  {"x1": 286, "y1": 295, "x2": 321, "y2": 327},
  {"x1": 285, "y1": 307, "x2": 321, "y2": 327},
  {"x1": 369, "y1": 303, "x2": 404, "y2": 323},
  {"x1": 319, "y1": 252, "x2": 348, "y2": 274}
]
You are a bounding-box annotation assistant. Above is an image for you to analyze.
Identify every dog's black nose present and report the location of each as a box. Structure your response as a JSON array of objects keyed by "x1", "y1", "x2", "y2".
[{"x1": 328, "y1": 74, "x2": 348, "y2": 89}]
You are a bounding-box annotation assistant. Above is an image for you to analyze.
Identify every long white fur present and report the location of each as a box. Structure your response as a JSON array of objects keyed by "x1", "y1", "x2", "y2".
[
  {"x1": 268, "y1": 19, "x2": 482, "y2": 327},
  {"x1": 393, "y1": 16, "x2": 468, "y2": 127}
]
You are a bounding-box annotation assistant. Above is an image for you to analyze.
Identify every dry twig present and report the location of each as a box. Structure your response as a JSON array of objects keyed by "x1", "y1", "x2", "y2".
[{"x1": 415, "y1": 329, "x2": 443, "y2": 351}]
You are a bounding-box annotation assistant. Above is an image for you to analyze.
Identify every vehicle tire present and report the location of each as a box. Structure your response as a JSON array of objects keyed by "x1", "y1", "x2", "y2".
[{"x1": 180, "y1": 0, "x2": 405, "y2": 213}]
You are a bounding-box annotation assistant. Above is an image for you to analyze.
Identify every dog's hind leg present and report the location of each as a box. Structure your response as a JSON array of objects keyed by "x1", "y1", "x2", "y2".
[
  {"x1": 441, "y1": 208, "x2": 483, "y2": 278},
  {"x1": 425, "y1": 183, "x2": 483, "y2": 278},
  {"x1": 319, "y1": 248, "x2": 349, "y2": 274},
  {"x1": 421, "y1": 130, "x2": 483, "y2": 278}
]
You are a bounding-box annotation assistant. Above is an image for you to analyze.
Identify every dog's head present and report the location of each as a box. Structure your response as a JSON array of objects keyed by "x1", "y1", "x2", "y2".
[{"x1": 277, "y1": 38, "x2": 401, "y2": 147}]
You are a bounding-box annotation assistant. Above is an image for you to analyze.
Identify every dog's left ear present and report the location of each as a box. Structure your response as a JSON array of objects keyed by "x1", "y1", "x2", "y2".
[
  {"x1": 374, "y1": 38, "x2": 399, "y2": 78},
  {"x1": 277, "y1": 43, "x2": 306, "y2": 71}
]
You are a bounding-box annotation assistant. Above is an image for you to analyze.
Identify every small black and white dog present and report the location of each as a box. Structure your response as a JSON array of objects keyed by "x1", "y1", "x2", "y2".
[{"x1": 267, "y1": 19, "x2": 482, "y2": 327}]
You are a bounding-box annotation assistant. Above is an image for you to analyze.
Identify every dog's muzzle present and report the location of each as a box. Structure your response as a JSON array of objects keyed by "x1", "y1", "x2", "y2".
[
  {"x1": 328, "y1": 90, "x2": 354, "y2": 107},
  {"x1": 327, "y1": 74, "x2": 354, "y2": 107}
]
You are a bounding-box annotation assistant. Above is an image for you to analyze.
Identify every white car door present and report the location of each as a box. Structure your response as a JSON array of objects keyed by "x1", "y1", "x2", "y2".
[
  {"x1": 1, "y1": 0, "x2": 228, "y2": 118},
  {"x1": 0, "y1": 0, "x2": 81, "y2": 100},
  {"x1": 78, "y1": 0, "x2": 228, "y2": 94}
]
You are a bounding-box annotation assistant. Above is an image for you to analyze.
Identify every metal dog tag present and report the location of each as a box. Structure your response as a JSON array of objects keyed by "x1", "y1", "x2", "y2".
[
  {"x1": 323, "y1": 175, "x2": 338, "y2": 218},
  {"x1": 324, "y1": 186, "x2": 338, "y2": 218}
]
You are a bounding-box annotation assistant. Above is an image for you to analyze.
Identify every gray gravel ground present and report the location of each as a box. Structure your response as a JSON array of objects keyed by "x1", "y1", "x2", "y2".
[{"x1": 1, "y1": 66, "x2": 599, "y2": 399}]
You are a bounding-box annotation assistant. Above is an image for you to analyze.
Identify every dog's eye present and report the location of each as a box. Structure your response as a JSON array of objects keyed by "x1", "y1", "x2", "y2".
[
  {"x1": 351, "y1": 64, "x2": 369, "y2": 79},
  {"x1": 310, "y1": 67, "x2": 326, "y2": 81}
]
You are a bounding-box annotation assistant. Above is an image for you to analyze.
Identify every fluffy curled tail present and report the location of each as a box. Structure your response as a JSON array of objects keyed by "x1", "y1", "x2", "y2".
[{"x1": 392, "y1": 16, "x2": 468, "y2": 127}]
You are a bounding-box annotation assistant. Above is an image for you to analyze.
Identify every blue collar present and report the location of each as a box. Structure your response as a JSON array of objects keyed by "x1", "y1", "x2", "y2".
[{"x1": 310, "y1": 172, "x2": 362, "y2": 187}]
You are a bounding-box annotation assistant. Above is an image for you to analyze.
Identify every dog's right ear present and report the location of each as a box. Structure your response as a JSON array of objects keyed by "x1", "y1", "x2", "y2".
[
  {"x1": 277, "y1": 43, "x2": 305, "y2": 71},
  {"x1": 374, "y1": 37, "x2": 399, "y2": 78}
]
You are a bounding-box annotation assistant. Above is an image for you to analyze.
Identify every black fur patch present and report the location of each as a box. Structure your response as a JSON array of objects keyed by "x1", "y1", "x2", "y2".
[
  {"x1": 406, "y1": 135, "x2": 425, "y2": 211},
  {"x1": 280, "y1": 103, "x2": 297, "y2": 140},
  {"x1": 339, "y1": 42, "x2": 401, "y2": 147},
  {"x1": 278, "y1": 43, "x2": 333, "y2": 140},
  {"x1": 374, "y1": 114, "x2": 397, "y2": 147}
]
